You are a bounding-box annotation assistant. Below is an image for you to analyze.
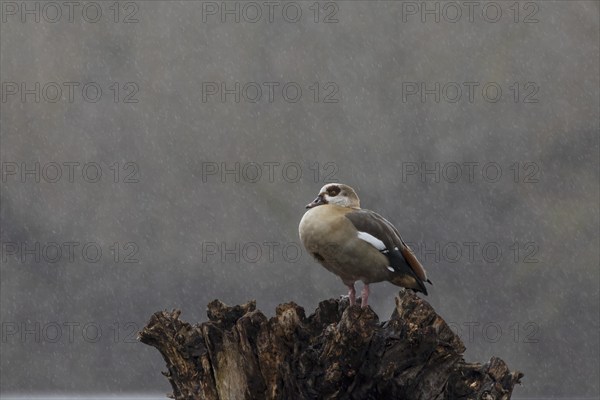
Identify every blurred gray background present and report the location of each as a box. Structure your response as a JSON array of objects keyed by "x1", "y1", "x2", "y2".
[{"x1": 1, "y1": 1, "x2": 598, "y2": 398}]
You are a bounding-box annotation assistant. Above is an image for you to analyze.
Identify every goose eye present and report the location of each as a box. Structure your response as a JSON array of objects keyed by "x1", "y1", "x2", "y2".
[{"x1": 326, "y1": 185, "x2": 341, "y2": 196}]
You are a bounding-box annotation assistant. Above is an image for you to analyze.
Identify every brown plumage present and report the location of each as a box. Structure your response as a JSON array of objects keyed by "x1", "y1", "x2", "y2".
[{"x1": 299, "y1": 183, "x2": 431, "y2": 308}]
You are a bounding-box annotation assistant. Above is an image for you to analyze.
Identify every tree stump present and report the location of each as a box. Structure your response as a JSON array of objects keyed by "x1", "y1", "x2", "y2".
[{"x1": 138, "y1": 290, "x2": 523, "y2": 400}]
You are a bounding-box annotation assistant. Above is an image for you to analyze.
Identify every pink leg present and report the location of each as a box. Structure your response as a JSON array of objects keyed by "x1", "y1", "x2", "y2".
[
  {"x1": 347, "y1": 283, "x2": 356, "y2": 306},
  {"x1": 361, "y1": 284, "x2": 370, "y2": 308}
]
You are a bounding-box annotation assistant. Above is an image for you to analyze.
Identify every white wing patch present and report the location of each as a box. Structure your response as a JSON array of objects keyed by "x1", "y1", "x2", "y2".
[{"x1": 357, "y1": 231, "x2": 387, "y2": 251}]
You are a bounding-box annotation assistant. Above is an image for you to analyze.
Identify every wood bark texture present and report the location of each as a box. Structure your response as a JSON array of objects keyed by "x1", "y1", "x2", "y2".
[{"x1": 138, "y1": 290, "x2": 523, "y2": 400}]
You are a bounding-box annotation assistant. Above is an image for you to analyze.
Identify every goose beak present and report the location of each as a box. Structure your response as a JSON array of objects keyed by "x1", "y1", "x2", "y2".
[{"x1": 306, "y1": 195, "x2": 326, "y2": 209}]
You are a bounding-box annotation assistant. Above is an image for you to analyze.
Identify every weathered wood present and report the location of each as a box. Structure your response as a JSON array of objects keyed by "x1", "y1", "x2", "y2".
[{"x1": 138, "y1": 291, "x2": 523, "y2": 400}]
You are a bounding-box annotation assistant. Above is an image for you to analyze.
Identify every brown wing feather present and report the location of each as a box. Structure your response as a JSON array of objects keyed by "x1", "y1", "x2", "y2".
[
  {"x1": 398, "y1": 242, "x2": 428, "y2": 283},
  {"x1": 345, "y1": 209, "x2": 430, "y2": 291},
  {"x1": 369, "y1": 213, "x2": 430, "y2": 284}
]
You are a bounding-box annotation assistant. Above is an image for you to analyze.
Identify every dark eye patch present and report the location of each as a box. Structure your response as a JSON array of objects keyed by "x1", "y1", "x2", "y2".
[{"x1": 327, "y1": 185, "x2": 341, "y2": 196}]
